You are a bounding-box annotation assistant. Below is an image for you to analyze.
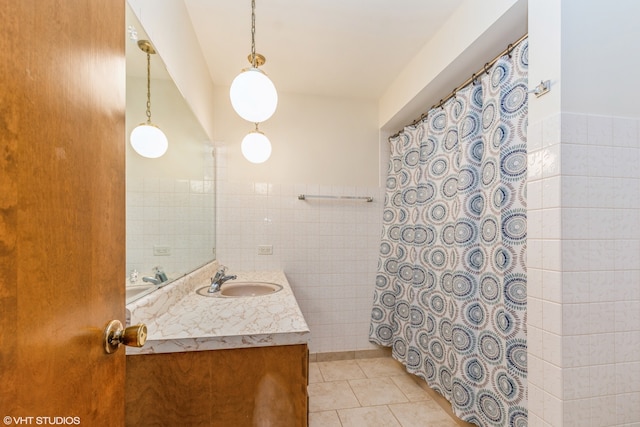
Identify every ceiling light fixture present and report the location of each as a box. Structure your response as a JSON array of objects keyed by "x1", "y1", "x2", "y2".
[
  {"x1": 241, "y1": 124, "x2": 272, "y2": 164},
  {"x1": 130, "y1": 40, "x2": 168, "y2": 159},
  {"x1": 229, "y1": 0, "x2": 277, "y2": 123}
]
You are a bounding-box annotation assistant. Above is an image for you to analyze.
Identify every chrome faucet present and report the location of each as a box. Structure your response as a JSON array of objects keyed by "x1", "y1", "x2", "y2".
[
  {"x1": 142, "y1": 276, "x2": 161, "y2": 285},
  {"x1": 208, "y1": 266, "x2": 237, "y2": 293},
  {"x1": 142, "y1": 266, "x2": 168, "y2": 286}
]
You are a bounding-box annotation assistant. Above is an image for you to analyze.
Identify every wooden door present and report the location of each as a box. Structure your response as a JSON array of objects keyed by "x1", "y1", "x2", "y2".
[{"x1": 0, "y1": 1, "x2": 126, "y2": 425}]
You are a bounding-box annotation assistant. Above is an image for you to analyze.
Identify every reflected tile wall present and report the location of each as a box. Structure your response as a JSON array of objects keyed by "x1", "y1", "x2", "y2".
[
  {"x1": 527, "y1": 112, "x2": 640, "y2": 426},
  {"x1": 215, "y1": 147, "x2": 384, "y2": 354},
  {"x1": 126, "y1": 146, "x2": 215, "y2": 279}
]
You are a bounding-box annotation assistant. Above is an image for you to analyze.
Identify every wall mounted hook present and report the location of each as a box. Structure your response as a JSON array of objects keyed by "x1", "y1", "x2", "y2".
[{"x1": 529, "y1": 80, "x2": 551, "y2": 98}]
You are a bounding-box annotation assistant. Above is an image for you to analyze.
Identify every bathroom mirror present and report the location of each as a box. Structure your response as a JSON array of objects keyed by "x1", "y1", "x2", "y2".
[{"x1": 125, "y1": 5, "x2": 215, "y2": 288}]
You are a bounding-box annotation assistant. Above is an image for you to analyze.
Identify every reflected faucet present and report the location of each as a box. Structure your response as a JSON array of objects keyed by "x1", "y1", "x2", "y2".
[
  {"x1": 142, "y1": 266, "x2": 168, "y2": 286},
  {"x1": 142, "y1": 276, "x2": 161, "y2": 285},
  {"x1": 208, "y1": 266, "x2": 237, "y2": 293}
]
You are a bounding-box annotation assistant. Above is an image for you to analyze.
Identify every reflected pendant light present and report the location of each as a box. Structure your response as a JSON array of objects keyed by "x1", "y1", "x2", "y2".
[
  {"x1": 229, "y1": 0, "x2": 277, "y2": 123},
  {"x1": 130, "y1": 40, "x2": 168, "y2": 159},
  {"x1": 241, "y1": 124, "x2": 272, "y2": 164}
]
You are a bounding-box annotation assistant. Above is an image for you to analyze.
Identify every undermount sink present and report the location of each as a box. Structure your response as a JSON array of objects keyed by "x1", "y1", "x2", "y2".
[
  {"x1": 126, "y1": 284, "x2": 156, "y2": 304},
  {"x1": 196, "y1": 281, "x2": 283, "y2": 297}
]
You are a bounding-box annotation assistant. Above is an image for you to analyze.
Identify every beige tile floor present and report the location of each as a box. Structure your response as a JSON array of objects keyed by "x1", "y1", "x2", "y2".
[{"x1": 308, "y1": 357, "x2": 476, "y2": 427}]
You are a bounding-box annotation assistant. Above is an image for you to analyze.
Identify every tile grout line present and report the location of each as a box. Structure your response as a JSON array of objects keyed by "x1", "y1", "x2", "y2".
[
  {"x1": 386, "y1": 404, "x2": 404, "y2": 427},
  {"x1": 345, "y1": 378, "x2": 365, "y2": 409},
  {"x1": 350, "y1": 359, "x2": 413, "y2": 427},
  {"x1": 310, "y1": 357, "x2": 470, "y2": 426}
]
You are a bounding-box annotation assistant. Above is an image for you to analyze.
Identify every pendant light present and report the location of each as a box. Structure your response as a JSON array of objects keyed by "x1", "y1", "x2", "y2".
[
  {"x1": 241, "y1": 124, "x2": 272, "y2": 164},
  {"x1": 130, "y1": 40, "x2": 168, "y2": 159},
  {"x1": 229, "y1": 0, "x2": 277, "y2": 123}
]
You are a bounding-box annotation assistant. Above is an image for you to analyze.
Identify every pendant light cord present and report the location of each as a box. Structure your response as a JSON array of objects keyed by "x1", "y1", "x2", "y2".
[
  {"x1": 250, "y1": 0, "x2": 257, "y2": 67},
  {"x1": 145, "y1": 51, "x2": 152, "y2": 124}
]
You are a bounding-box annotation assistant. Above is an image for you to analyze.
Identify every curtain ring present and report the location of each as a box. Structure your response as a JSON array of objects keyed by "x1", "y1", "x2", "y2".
[
  {"x1": 484, "y1": 62, "x2": 490, "y2": 75},
  {"x1": 439, "y1": 99, "x2": 444, "y2": 110},
  {"x1": 452, "y1": 90, "x2": 457, "y2": 99},
  {"x1": 472, "y1": 73, "x2": 478, "y2": 85},
  {"x1": 412, "y1": 113, "x2": 426, "y2": 126},
  {"x1": 507, "y1": 43, "x2": 514, "y2": 58}
]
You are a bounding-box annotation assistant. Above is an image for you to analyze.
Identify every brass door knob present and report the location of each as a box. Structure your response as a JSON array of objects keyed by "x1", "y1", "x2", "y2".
[{"x1": 103, "y1": 320, "x2": 147, "y2": 354}]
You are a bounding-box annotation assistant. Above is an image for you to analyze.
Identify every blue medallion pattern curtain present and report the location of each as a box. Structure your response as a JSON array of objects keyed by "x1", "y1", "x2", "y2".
[{"x1": 370, "y1": 40, "x2": 528, "y2": 427}]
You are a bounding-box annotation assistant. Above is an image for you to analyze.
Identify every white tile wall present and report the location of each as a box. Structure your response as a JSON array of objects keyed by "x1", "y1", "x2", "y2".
[
  {"x1": 215, "y1": 147, "x2": 384, "y2": 354},
  {"x1": 527, "y1": 112, "x2": 640, "y2": 425}
]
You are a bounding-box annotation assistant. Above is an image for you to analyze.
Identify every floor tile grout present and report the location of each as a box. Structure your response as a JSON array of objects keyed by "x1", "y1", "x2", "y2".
[{"x1": 309, "y1": 356, "x2": 468, "y2": 427}]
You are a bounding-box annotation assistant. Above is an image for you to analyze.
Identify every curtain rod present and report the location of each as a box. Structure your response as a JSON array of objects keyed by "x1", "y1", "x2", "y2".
[{"x1": 390, "y1": 32, "x2": 528, "y2": 140}]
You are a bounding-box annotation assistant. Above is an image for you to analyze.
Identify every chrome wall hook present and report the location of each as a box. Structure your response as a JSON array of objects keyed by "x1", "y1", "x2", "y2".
[{"x1": 529, "y1": 80, "x2": 551, "y2": 98}]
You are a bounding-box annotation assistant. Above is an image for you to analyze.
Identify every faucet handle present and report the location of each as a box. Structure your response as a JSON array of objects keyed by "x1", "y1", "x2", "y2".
[
  {"x1": 153, "y1": 266, "x2": 168, "y2": 283},
  {"x1": 129, "y1": 269, "x2": 139, "y2": 284}
]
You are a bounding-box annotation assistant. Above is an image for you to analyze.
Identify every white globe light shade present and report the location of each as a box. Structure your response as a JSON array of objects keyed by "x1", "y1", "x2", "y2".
[
  {"x1": 241, "y1": 131, "x2": 272, "y2": 164},
  {"x1": 130, "y1": 124, "x2": 168, "y2": 159},
  {"x1": 230, "y1": 68, "x2": 278, "y2": 123}
]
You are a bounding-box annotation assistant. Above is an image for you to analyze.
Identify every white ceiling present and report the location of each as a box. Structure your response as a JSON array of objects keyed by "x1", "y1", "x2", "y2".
[{"x1": 182, "y1": 0, "x2": 465, "y2": 100}]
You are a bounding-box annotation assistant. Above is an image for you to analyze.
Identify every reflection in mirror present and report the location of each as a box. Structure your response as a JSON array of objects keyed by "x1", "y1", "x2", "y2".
[{"x1": 125, "y1": 5, "x2": 215, "y2": 295}]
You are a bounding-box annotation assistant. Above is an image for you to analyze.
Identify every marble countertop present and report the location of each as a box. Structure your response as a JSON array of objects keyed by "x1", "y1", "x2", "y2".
[{"x1": 126, "y1": 268, "x2": 310, "y2": 355}]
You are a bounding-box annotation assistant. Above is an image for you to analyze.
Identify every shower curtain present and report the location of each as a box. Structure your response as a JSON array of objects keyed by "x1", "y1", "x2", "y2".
[{"x1": 370, "y1": 40, "x2": 528, "y2": 427}]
